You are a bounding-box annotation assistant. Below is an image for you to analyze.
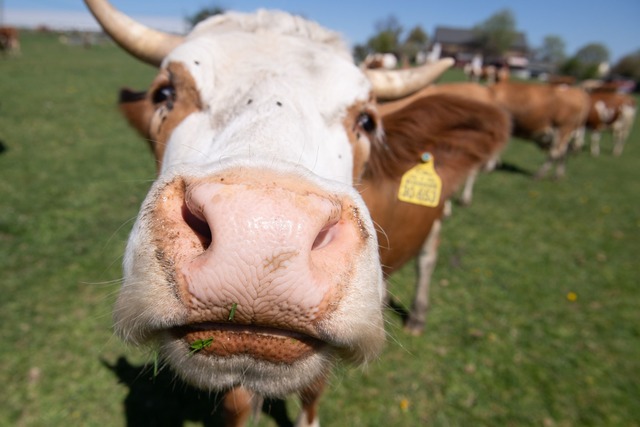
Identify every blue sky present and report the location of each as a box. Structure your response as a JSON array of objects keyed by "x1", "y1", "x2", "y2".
[{"x1": 4, "y1": 0, "x2": 639, "y2": 62}]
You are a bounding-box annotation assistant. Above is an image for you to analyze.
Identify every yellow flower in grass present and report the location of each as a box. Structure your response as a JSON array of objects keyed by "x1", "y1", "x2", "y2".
[
  {"x1": 567, "y1": 292, "x2": 578, "y2": 302},
  {"x1": 399, "y1": 398, "x2": 410, "y2": 412}
]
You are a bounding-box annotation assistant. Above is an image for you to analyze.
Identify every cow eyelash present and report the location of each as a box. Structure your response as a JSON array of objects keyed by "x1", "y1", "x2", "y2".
[
  {"x1": 356, "y1": 112, "x2": 377, "y2": 133},
  {"x1": 152, "y1": 84, "x2": 176, "y2": 109}
]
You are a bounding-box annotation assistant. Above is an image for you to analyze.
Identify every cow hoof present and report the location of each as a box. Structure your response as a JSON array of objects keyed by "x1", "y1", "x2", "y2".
[
  {"x1": 403, "y1": 320, "x2": 425, "y2": 336},
  {"x1": 443, "y1": 199, "x2": 453, "y2": 217}
]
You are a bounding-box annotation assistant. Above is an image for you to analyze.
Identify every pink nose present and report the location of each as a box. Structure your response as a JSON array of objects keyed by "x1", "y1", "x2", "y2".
[{"x1": 151, "y1": 170, "x2": 367, "y2": 333}]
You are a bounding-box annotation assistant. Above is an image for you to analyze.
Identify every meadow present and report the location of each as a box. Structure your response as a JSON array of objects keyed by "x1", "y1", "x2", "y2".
[{"x1": 1, "y1": 31, "x2": 638, "y2": 426}]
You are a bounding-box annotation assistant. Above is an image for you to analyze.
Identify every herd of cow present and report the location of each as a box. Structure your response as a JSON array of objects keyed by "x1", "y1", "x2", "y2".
[{"x1": 83, "y1": 1, "x2": 635, "y2": 426}]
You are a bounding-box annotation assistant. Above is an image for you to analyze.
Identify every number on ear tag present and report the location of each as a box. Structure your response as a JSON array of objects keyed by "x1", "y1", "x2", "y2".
[{"x1": 397, "y1": 153, "x2": 442, "y2": 207}]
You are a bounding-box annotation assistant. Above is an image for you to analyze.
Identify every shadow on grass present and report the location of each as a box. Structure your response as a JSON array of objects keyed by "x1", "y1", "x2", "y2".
[
  {"x1": 387, "y1": 299, "x2": 410, "y2": 325},
  {"x1": 102, "y1": 356, "x2": 294, "y2": 427},
  {"x1": 495, "y1": 161, "x2": 532, "y2": 176}
]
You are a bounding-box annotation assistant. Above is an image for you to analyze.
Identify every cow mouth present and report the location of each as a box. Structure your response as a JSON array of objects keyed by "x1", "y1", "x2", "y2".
[{"x1": 172, "y1": 323, "x2": 326, "y2": 364}]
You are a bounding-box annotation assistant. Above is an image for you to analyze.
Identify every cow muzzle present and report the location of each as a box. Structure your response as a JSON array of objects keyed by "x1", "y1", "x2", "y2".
[{"x1": 113, "y1": 166, "x2": 384, "y2": 394}]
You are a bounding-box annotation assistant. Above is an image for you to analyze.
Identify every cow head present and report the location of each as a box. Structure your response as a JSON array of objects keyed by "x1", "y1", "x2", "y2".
[{"x1": 86, "y1": 0, "x2": 451, "y2": 397}]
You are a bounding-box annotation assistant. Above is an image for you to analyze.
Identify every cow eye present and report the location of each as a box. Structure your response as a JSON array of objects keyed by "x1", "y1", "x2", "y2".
[
  {"x1": 357, "y1": 112, "x2": 377, "y2": 133},
  {"x1": 152, "y1": 85, "x2": 176, "y2": 108}
]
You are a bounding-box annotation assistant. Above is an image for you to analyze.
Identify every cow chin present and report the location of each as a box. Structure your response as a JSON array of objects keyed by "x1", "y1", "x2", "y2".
[
  {"x1": 158, "y1": 330, "x2": 334, "y2": 396},
  {"x1": 113, "y1": 162, "x2": 385, "y2": 396}
]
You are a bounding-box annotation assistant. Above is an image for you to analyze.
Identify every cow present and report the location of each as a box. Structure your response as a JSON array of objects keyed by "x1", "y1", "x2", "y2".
[
  {"x1": 362, "y1": 52, "x2": 398, "y2": 70},
  {"x1": 0, "y1": 26, "x2": 20, "y2": 54},
  {"x1": 362, "y1": 94, "x2": 511, "y2": 333},
  {"x1": 464, "y1": 58, "x2": 509, "y2": 85},
  {"x1": 548, "y1": 75, "x2": 577, "y2": 86},
  {"x1": 583, "y1": 90, "x2": 636, "y2": 156},
  {"x1": 84, "y1": 0, "x2": 453, "y2": 425},
  {"x1": 489, "y1": 81, "x2": 590, "y2": 179}
]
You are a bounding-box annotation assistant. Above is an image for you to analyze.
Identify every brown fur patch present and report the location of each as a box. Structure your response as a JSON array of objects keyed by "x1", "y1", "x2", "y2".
[
  {"x1": 119, "y1": 62, "x2": 203, "y2": 172},
  {"x1": 148, "y1": 62, "x2": 203, "y2": 167},
  {"x1": 342, "y1": 96, "x2": 380, "y2": 182}
]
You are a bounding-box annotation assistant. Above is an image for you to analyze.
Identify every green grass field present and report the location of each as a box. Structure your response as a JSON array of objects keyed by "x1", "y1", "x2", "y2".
[{"x1": 1, "y1": 32, "x2": 639, "y2": 427}]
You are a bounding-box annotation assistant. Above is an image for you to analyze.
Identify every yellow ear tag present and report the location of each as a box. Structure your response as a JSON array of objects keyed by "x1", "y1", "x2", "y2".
[{"x1": 398, "y1": 152, "x2": 442, "y2": 207}]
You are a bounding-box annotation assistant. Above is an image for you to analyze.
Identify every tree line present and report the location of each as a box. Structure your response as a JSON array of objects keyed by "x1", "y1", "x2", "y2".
[{"x1": 185, "y1": 7, "x2": 640, "y2": 83}]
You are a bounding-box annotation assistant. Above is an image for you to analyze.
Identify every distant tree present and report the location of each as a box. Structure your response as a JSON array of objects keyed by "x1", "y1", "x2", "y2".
[
  {"x1": 560, "y1": 42, "x2": 610, "y2": 80},
  {"x1": 473, "y1": 9, "x2": 518, "y2": 58},
  {"x1": 186, "y1": 5, "x2": 225, "y2": 29},
  {"x1": 558, "y1": 57, "x2": 583, "y2": 78},
  {"x1": 352, "y1": 44, "x2": 370, "y2": 63},
  {"x1": 401, "y1": 25, "x2": 429, "y2": 64},
  {"x1": 574, "y1": 42, "x2": 610, "y2": 65},
  {"x1": 611, "y1": 49, "x2": 640, "y2": 81},
  {"x1": 367, "y1": 15, "x2": 403, "y2": 55},
  {"x1": 354, "y1": 16, "x2": 429, "y2": 66},
  {"x1": 535, "y1": 35, "x2": 566, "y2": 67}
]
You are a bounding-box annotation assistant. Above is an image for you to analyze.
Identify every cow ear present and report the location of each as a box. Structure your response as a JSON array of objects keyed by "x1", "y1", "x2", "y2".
[
  {"x1": 373, "y1": 94, "x2": 510, "y2": 199},
  {"x1": 119, "y1": 88, "x2": 153, "y2": 140}
]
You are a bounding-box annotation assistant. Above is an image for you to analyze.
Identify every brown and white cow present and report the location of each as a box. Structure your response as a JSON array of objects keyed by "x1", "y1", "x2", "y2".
[
  {"x1": 85, "y1": 0, "x2": 453, "y2": 425},
  {"x1": 584, "y1": 90, "x2": 636, "y2": 156},
  {"x1": 362, "y1": 94, "x2": 511, "y2": 333},
  {"x1": 362, "y1": 52, "x2": 398, "y2": 70},
  {"x1": 0, "y1": 26, "x2": 20, "y2": 54},
  {"x1": 489, "y1": 81, "x2": 590, "y2": 179}
]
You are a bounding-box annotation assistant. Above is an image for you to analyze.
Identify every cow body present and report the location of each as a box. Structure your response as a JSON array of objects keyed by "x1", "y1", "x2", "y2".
[
  {"x1": 0, "y1": 27, "x2": 20, "y2": 54},
  {"x1": 489, "y1": 81, "x2": 590, "y2": 179},
  {"x1": 85, "y1": 0, "x2": 455, "y2": 425},
  {"x1": 383, "y1": 81, "x2": 592, "y2": 182},
  {"x1": 585, "y1": 90, "x2": 636, "y2": 156},
  {"x1": 361, "y1": 94, "x2": 511, "y2": 333}
]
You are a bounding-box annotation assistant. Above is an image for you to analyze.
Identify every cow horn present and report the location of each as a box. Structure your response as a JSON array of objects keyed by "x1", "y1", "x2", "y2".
[
  {"x1": 84, "y1": 0, "x2": 184, "y2": 66},
  {"x1": 367, "y1": 58, "x2": 455, "y2": 101}
]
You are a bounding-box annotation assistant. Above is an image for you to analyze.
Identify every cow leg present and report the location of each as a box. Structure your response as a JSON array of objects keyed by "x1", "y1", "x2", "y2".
[
  {"x1": 612, "y1": 133, "x2": 625, "y2": 156},
  {"x1": 535, "y1": 129, "x2": 559, "y2": 180},
  {"x1": 484, "y1": 153, "x2": 501, "y2": 172},
  {"x1": 590, "y1": 131, "x2": 601, "y2": 157},
  {"x1": 612, "y1": 117, "x2": 629, "y2": 156},
  {"x1": 612, "y1": 122, "x2": 623, "y2": 156},
  {"x1": 551, "y1": 128, "x2": 573, "y2": 179},
  {"x1": 554, "y1": 155, "x2": 567, "y2": 179},
  {"x1": 222, "y1": 387, "x2": 256, "y2": 427},
  {"x1": 534, "y1": 158, "x2": 553, "y2": 180},
  {"x1": 405, "y1": 219, "x2": 442, "y2": 335},
  {"x1": 613, "y1": 105, "x2": 637, "y2": 156},
  {"x1": 460, "y1": 167, "x2": 479, "y2": 206},
  {"x1": 443, "y1": 199, "x2": 453, "y2": 218},
  {"x1": 570, "y1": 126, "x2": 586, "y2": 152},
  {"x1": 295, "y1": 375, "x2": 327, "y2": 427}
]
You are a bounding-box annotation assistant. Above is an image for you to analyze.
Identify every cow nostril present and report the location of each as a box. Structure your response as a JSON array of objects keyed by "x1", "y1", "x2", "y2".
[
  {"x1": 182, "y1": 203, "x2": 212, "y2": 250},
  {"x1": 311, "y1": 221, "x2": 339, "y2": 251}
]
